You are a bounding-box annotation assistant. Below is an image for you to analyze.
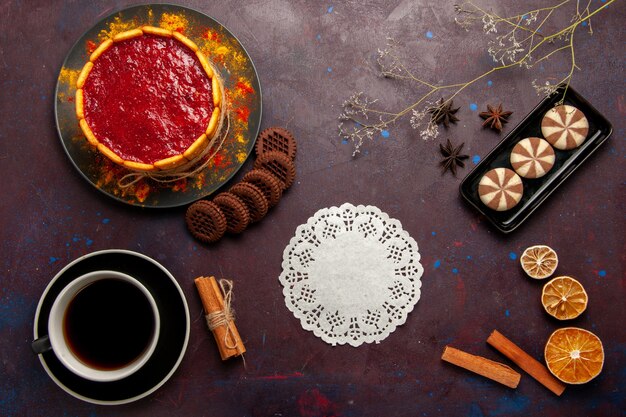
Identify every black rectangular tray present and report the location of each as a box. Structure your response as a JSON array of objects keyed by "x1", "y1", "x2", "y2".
[{"x1": 459, "y1": 86, "x2": 612, "y2": 233}]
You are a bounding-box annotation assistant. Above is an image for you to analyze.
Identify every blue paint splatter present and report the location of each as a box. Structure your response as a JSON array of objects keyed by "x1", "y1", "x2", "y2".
[
  {"x1": 86, "y1": 239, "x2": 93, "y2": 247},
  {"x1": 426, "y1": 31, "x2": 433, "y2": 39},
  {"x1": 598, "y1": 270, "x2": 607, "y2": 277},
  {"x1": 509, "y1": 252, "x2": 517, "y2": 260},
  {"x1": 466, "y1": 255, "x2": 472, "y2": 260},
  {"x1": 452, "y1": 268, "x2": 459, "y2": 274},
  {"x1": 434, "y1": 260, "x2": 441, "y2": 269},
  {"x1": 327, "y1": 5, "x2": 333, "y2": 13},
  {"x1": 102, "y1": 218, "x2": 110, "y2": 224},
  {"x1": 0, "y1": 386, "x2": 18, "y2": 415},
  {"x1": 341, "y1": 139, "x2": 349, "y2": 145},
  {"x1": 505, "y1": 309, "x2": 510, "y2": 317},
  {"x1": 487, "y1": 80, "x2": 493, "y2": 87},
  {"x1": 381, "y1": 129, "x2": 390, "y2": 138},
  {"x1": 431, "y1": 231, "x2": 436, "y2": 236},
  {"x1": 469, "y1": 103, "x2": 478, "y2": 111},
  {"x1": 49, "y1": 256, "x2": 59, "y2": 264},
  {"x1": 490, "y1": 394, "x2": 530, "y2": 415},
  {"x1": 472, "y1": 155, "x2": 481, "y2": 164},
  {"x1": 468, "y1": 402, "x2": 486, "y2": 417},
  {"x1": 327, "y1": 67, "x2": 332, "y2": 73},
  {"x1": 0, "y1": 293, "x2": 29, "y2": 331},
  {"x1": 581, "y1": 21, "x2": 588, "y2": 27},
  {"x1": 316, "y1": 34, "x2": 321, "y2": 41}
]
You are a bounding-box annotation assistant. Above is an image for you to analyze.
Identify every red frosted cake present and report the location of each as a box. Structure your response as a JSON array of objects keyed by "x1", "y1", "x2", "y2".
[{"x1": 75, "y1": 27, "x2": 223, "y2": 172}]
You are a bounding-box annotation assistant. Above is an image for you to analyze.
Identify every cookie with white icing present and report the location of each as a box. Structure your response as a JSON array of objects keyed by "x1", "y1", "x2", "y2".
[
  {"x1": 478, "y1": 168, "x2": 524, "y2": 211},
  {"x1": 541, "y1": 105, "x2": 589, "y2": 150},
  {"x1": 510, "y1": 137, "x2": 555, "y2": 179}
]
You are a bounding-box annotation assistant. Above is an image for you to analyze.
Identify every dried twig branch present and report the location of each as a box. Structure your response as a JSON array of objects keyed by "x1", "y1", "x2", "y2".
[{"x1": 339, "y1": 0, "x2": 615, "y2": 155}]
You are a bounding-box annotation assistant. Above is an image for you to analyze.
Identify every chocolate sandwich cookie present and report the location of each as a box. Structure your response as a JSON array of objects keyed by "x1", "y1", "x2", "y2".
[
  {"x1": 242, "y1": 169, "x2": 283, "y2": 208},
  {"x1": 213, "y1": 192, "x2": 250, "y2": 234},
  {"x1": 541, "y1": 104, "x2": 589, "y2": 150},
  {"x1": 185, "y1": 200, "x2": 227, "y2": 243},
  {"x1": 478, "y1": 168, "x2": 524, "y2": 211},
  {"x1": 230, "y1": 182, "x2": 269, "y2": 223},
  {"x1": 510, "y1": 137, "x2": 555, "y2": 179},
  {"x1": 255, "y1": 127, "x2": 297, "y2": 160},
  {"x1": 253, "y1": 151, "x2": 296, "y2": 191}
]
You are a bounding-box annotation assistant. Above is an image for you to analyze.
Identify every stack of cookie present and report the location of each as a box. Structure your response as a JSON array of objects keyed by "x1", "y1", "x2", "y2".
[{"x1": 186, "y1": 127, "x2": 297, "y2": 243}]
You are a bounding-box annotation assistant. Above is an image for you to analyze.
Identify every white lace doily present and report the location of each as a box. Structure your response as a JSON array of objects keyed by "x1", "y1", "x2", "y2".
[{"x1": 279, "y1": 203, "x2": 424, "y2": 347}]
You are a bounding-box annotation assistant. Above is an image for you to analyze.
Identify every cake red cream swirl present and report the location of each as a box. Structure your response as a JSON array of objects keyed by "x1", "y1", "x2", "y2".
[
  {"x1": 541, "y1": 105, "x2": 588, "y2": 150},
  {"x1": 478, "y1": 168, "x2": 524, "y2": 211},
  {"x1": 510, "y1": 137, "x2": 555, "y2": 179},
  {"x1": 75, "y1": 27, "x2": 224, "y2": 172}
]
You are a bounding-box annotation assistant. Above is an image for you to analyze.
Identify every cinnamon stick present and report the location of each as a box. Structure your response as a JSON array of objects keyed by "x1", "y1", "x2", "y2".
[
  {"x1": 441, "y1": 346, "x2": 521, "y2": 388},
  {"x1": 194, "y1": 276, "x2": 245, "y2": 360},
  {"x1": 487, "y1": 330, "x2": 565, "y2": 396}
]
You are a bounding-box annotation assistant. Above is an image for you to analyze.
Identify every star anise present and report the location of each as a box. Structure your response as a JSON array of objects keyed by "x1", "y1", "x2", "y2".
[
  {"x1": 439, "y1": 139, "x2": 469, "y2": 176},
  {"x1": 429, "y1": 98, "x2": 460, "y2": 128},
  {"x1": 479, "y1": 103, "x2": 513, "y2": 132}
]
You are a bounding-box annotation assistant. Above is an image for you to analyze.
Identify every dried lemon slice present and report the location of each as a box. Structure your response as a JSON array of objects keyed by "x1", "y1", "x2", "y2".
[
  {"x1": 520, "y1": 245, "x2": 558, "y2": 279},
  {"x1": 542, "y1": 276, "x2": 588, "y2": 320},
  {"x1": 545, "y1": 327, "x2": 604, "y2": 384}
]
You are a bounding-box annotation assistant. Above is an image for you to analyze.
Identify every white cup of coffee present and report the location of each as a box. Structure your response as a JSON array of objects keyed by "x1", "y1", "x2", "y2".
[{"x1": 32, "y1": 270, "x2": 160, "y2": 382}]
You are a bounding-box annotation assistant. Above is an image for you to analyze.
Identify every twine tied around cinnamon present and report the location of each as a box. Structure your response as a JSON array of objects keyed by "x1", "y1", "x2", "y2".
[
  {"x1": 205, "y1": 279, "x2": 238, "y2": 349},
  {"x1": 194, "y1": 276, "x2": 246, "y2": 361}
]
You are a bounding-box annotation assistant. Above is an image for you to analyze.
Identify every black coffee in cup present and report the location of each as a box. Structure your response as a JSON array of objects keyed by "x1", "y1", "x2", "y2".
[{"x1": 63, "y1": 278, "x2": 155, "y2": 370}]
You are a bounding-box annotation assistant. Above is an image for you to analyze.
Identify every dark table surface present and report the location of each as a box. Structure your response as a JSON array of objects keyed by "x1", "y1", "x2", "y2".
[{"x1": 1, "y1": 1, "x2": 624, "y2": 416}]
